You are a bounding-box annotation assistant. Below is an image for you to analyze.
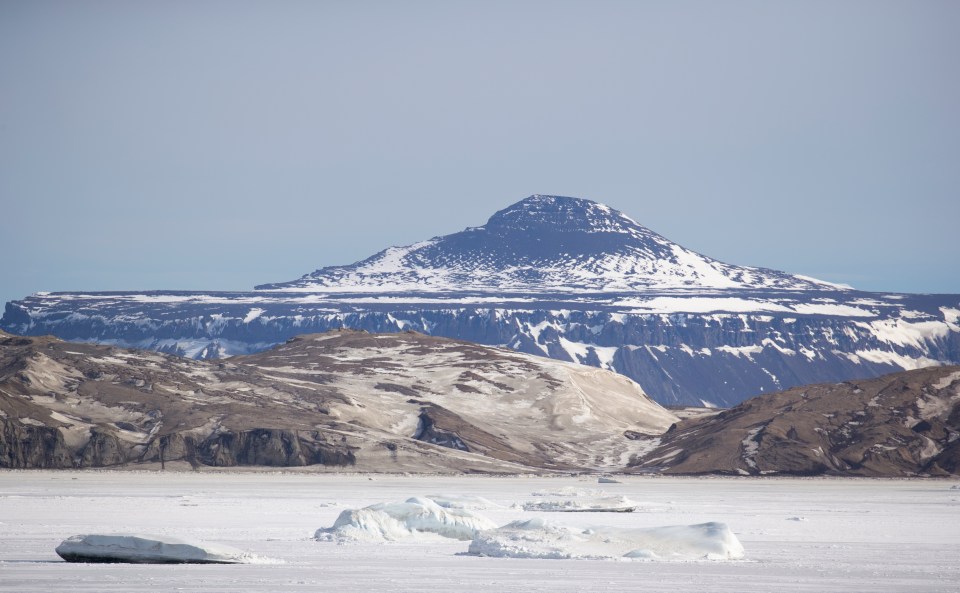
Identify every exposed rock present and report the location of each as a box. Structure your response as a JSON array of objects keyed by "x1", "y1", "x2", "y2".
[
  {"x1": 78, "y1": 429, "x2": 128, "y2": 467},
  {"x1": 631, "y1": 366, "x2": 960, "y2": 477},
  {"x1": 0, "y1": 329, "x2": 673, "y2": 472},
  {"x1": 0, "y1": 419, "x2": 72, "y2": 468}
]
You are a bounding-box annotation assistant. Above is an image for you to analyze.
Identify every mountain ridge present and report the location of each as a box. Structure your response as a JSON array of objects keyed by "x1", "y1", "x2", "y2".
[
  {"x1": 3, "y1": 329, "x2": 957, "y2": 476},
  {"x1": 2, "y1": 194, "x2": 958, "y2": 406}
]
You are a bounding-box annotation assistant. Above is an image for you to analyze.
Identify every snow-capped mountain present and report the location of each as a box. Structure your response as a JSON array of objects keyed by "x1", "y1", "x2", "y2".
[
  {"x1": 2, "y1": 194, "x2": 958, "y2": 407},
  {"x1": 257, "y1": 195, "x2": 841, "y2": 293}
]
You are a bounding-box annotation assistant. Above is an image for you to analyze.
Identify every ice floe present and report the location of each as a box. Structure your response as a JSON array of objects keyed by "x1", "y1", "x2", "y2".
[
  {"x1": 468, "y1": 518, "x2": 745, "y2": 561},
  {"x1": 522, "y1": 495, "x2": 639, "y2": 512},
  {"x1": 425, "y1": 494, "x2": 501, "y2": 510},
  {"x1": 55, "y1": 534, "x2": 268, "y2": 564},
  {"x1": 530, "y1": 487, "x2": 609, "y2": 497},
  {"x1": 314, "y1": 496, "x2": 497, "y2": 542}
]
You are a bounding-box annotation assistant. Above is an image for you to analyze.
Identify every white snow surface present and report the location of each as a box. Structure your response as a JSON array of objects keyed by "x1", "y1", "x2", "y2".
[
  {"x1": 242, "y1": 308, "x2": 265, "y2": 324},
  {"x1": 2, "y1": 472, "x2": 959, "y2": 593},
  {"x1": 262, "y1": 244, "x2": 835, "y2": 294},
  {"x1": 425, "y1": 494, "x2": 501, "y2": 510},
  {"x1": 522, "y1": 495, "x2": 639, "y2": 512},
  {"x1": 612, "y1": 296, "x2": 875, "y2": 316},
  {"x1": 530, "y1": 486, "x2": 609, "y2": 497},
  {"x1": 55, "y1": 533, "x2": 265, "y2": 564},
  {"x1": 468, "y1": 517, "x2": 744, "y2": 561}
]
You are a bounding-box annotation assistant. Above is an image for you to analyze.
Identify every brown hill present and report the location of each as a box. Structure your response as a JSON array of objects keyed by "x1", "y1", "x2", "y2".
[
  {"x1": 0, "y1": 330, "x2": 674, "y2": 472},
  {"x1": 631, "y1": 366, "x2": 960, "y2": 477}
]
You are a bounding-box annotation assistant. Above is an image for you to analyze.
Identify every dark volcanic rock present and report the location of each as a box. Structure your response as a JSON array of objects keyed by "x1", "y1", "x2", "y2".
[
  {"x1": 0, "y1": 419, "x2": 73, "y2": 468},
  {"x1": 191, "y1": 429, "x2": 355, "y2": 468}
]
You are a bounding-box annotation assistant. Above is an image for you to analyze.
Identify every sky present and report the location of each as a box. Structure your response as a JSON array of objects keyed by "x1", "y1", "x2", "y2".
[{"x1": 1, "y1": 1, "x2": 958, "y2": 308}]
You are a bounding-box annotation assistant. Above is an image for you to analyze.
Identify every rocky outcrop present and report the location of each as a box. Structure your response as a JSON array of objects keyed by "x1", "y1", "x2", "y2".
[
  {"x1": 0, "y1": 419, "x2": 72, "y2": 468},
  {"x1": 187, "y1": 429, "x2": 356, "y2": 468},
  {"x1": 631, "y1": 366, "x2": 960, "y2": 477},
  {"x1": 0, "y1": 419, "x2": 358, "y2": 470}
]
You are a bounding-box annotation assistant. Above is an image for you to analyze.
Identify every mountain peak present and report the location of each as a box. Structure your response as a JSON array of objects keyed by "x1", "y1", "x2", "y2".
[
  {"x1": 256, "y1": 194, "x2": 842, "y2": 293},
  {"x1": 484, "y1": 195, "x2": 641, "y2": 235}
]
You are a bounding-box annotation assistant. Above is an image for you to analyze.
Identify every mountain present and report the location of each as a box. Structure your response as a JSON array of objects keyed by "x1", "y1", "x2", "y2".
[
  {"x1": 631, "y1": 365, "x2": 960, "y2": 477},
  {"x1": 0, "y1": 330, "x2": 676, "y2": 471},
  {"x1": 256, "y1": 195, "x2": 838, "y2": 293},
  {"x1": 3, "y1": 195, "x2": 959, "y2": 406}
]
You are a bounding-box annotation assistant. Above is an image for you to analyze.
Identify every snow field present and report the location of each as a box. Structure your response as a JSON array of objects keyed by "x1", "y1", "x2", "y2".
[
  {"x1": 521, "y1": 495, "x2": 639, "y2": 512},
  {"x1": 1, "y1": 472, "x2": 958, "y2": 592}
]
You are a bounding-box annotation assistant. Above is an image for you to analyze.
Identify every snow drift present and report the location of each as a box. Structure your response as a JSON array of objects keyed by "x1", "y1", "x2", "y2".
[
  {"x1": 530, "y1": 487, "x2": 609, "y2": 497},
  {"x1": 468, "y1": 518, "x2": 745, "y2": 561},
  {"x1": 425, "y1": 494, "x2": 501, "y2": 510},
  {"x1": 522, "y1": 495, "x2": 639, "y2": 512}
]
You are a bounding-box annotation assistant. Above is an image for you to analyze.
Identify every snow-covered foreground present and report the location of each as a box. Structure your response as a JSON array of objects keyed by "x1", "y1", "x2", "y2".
[{"x1": 1, "y1": 472, "x2": 958, "y2": 592}]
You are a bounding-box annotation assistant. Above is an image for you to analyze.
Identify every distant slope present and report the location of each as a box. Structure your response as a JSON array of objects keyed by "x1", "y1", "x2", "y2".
[
  {"x1": 0, "y1": 330, "x2": 675, "y2": 472},
  {"x1": 631, "y1": 366, "x2": 960, "y2": 477}
]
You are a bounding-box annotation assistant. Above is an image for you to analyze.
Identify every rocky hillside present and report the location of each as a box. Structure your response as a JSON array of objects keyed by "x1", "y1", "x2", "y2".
[
  {"x1": 3, "y1": 329, "x2": 959, "y2": 476},
  {"x1": 632, "y1": 366, "x2": 960, "y2": 477},
  {"x1": 0, "y1": 330, "x2": 675, "y2": 472}
]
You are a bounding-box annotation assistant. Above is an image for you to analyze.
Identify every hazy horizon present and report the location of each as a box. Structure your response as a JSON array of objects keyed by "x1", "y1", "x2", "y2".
[{"x1": 2, "y1": 1, "x2": 958, "y2": 307}]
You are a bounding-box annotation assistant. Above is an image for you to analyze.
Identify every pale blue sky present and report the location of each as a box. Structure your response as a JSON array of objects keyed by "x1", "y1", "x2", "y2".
[{"x1": 1, "y1": 1, "x2": 958, "y2": 307}]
